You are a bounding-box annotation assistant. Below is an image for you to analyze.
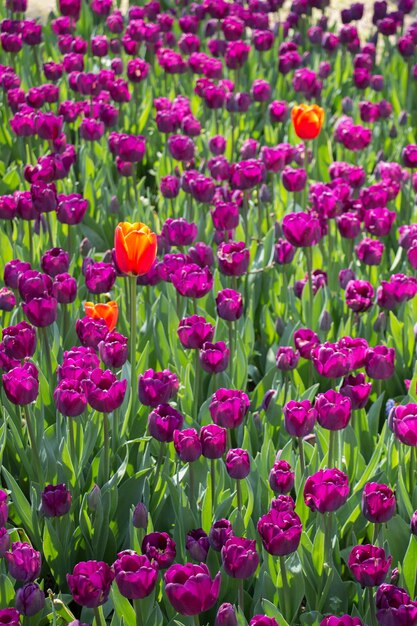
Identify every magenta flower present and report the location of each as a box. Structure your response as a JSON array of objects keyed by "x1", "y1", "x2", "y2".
[
  {"x1": 164, "y1": 563, "x2": 221, "y2": 616},
  {"x1": 361, "y1": 482, "x2": 396, "y2": 524},
  {"x1": 200, "y1": 424, "x2": 227, "y2": 459},
  {"x1": 186, "y1": 529, "x2": 210, "y2": 563},
  {"x1": 257, "y1": 508, "x2": 302, "y2": 556},
  {"x1": 345, "y1": 280, "x2": 374, "y2": 312},
  {"x1": 225, "y1": 448, "x2": 250, "y2": 479},
  {"x1": 113, "y1": 550, "x2": 158, "y2": 600},
  {"x1": 304, "y1": 468, "x2": 349, "y2": 513},
  {"x1": 392, "y1": 404, "x2": 417, "y2": 446},
  {"x1": 282, "y1": 212, "x2": 321, "y2": 247},
  {"x1": 6, "y1": 542, "x2": 41, "y2": 582},
  {"x1": 172, "y1": 264, "x2": 213, "y2": 299},
  {"x1": 83, "y1": 369, "x2": 127, "y2": 413},
  {"x1": 217, "y1": 241, "x2": 249, "y2": 276},
  {"x1": 67, "y1": 561, "x2": 114, "y2": 608},
  {"x1": 138, "y1": 369, "x2": 179, "y2": 407},
  {"x1": 177, "y1": 315, "x2": 215, "y2": 349},
  {"x1": 141, "y1": 532, "x2": 176, "y2": 570},
  {"x1": 54, "y1": 379, "x2": 87, "y2": 417},
  {"x1": 209, "y1": 388, "x2": 250, "y2": 429},
  {"x1": 3, "y1": 362, "x2": 39, "y2": 405},
  {"x1": 269, "y1": 460, "x2": 295, "y2": 494},
  {"x1": 200, "y1": 341, "x2": 230, "y2": 373},
  {"x1": 221, "y1": 537, "x2": 259, "y2": 579},
  {"x1": 348, "y1": 544, "x2": 391, "y2": 587},
  {"x1": 315, "y1": 390, "x2": 352, "y2": 431},
  {"x1": 365, "y1": 345, "x2": 395, "y2": 380},
  {"x1": 41, "y1": 484, "x2": 72, "y2": 517},
  {"x1": 284, "y1": 400, "x2": 317, "y2": 438}
]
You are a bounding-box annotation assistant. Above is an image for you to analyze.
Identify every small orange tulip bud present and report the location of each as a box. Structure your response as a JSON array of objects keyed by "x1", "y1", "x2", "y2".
[
  {"x1": 291, "y1": 104, "x2": 325, "y2": 140},
  {"x1": 114, "y1": 222, "x2": 157, "y2": 276},
  {"x1": 85, "y1": 301, "x2": 118, "y2": 331}
]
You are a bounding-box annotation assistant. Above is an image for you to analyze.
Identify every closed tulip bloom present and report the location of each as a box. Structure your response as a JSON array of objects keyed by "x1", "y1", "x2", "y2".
[
  {"x1": 282, "y1": 212, "x2": 321, "y2": 247},
  {"x1": 2, "y1": 321, "x2": 36, "y2": 360},
  {"x1": 164, "y1": 563, "x2": 221, "y2": 616},
  {"x1": 230, "y1": 160, "x2": 265, "y2": 190},
  {"x1": 56, "y1": 194, "x2": 88, "y2": 225},
  {"x1": 40, "y1": 247, "x2": 70, "y2": 277},
  {"x1": 98, "y1": 331, "x2": 128, "y2": 368},
  {"x1": 200, "y1": 424, "x2": 227, "y2": 459},
  {"x1": 172, "y1": 264, "x2": 213, "y2": 299},
  {"x1": 84, "y1": 369, "x2": 127, "y2": 413},
  {"x1": 174, "y1": 428, "x2": 202, "y2": 462},
  {"x1": 294, "y1": 328, "x2": 320, "y2": 359},
  {"x1": 292, "y1": 104, "x2": 324, "y2": 140},
  {"x1": 225, "y1": 448, "x2": 250, "y2": 479},
  {"x1": 355, "y1": 238, "x2": 384, "y2": 266},
  {"x1": 340, "y1": 374, "x2": 372, "y2": 410},
  {"x1": 0, "y1": 492, "x2": 8, "y2": 527},
  {"x1": 361, "y1": 482, "x2": 396, "y2": 524},
  {"x1": 85, "y1": 301, "x2": 118, "y2": 332},
  {"x1": 54, "y1": 379, "x2": 87, "y2": 417},
  {"x1": 304, "y1": 468, "x2": 349, "y2": 513},
  {"x1": 217, "y1": 241, "x2": 249, "y2": 276},
  {"x1": 160, "y1": 175, "x2": 180, "y2": 199},
  {"x1": 257, "y1": 508, "x2": 302, "y2": 556},
  {"x1": 336, "y1": 213, "x2": 361, "y2": 239},
  {"x1": 315, "y1": 390, "x2": 351, "y2": 431},
  {"x1": 209, "y1": 519, "x2": 234, "y2": 551},
  {"x1": 392, "y1": 404, "x2": 417, "y2": 446},
  {"x1": 22, "y1": 295, "x2": 58, "y2": 327},
  {"x1": 85, "y1": 262, "x2": 116, "y2": 295},
  {"x1": 348, "y1": 544, "x2": 391, "y2": 587},
  {"x1": 114, "y1": 222, "x2": 157, "y2": 276},
  {"x1": 365, "y1": 345, "x2": 395, "y2": 380},
  {"x1": 200, "y1": 341, "x2": 230, "y2": 374},
  {"x1": 276, "y1": 347, "x2": 299, "y2": 371},
  {"x1": 4, "y1": 259, "x2": 32, "y2": 290},
  {"x1": 67, "y1": 561, "x2": 114, "y2": 608},
  {"x1": 3, "y1": 362, "x2": 39, "y2": 405},
  {"x1": 284, "y1": 400, "x2": 317, "y2": 437},
  {"x1": 215, "y1": 603, "x2": 238, "y2": 626},
  {"x1": 0, "y1": 609, "x2": 20, "y2": 626},
  {"x1": 0, "y1": 288, "x2": 16, "y2": 312},
  {"x1": 41, "y1": 484, "x2": 72, "y2": 517},
  {"x1": 269, "y1": 460, "x2": 295, "y2": 494},
  {"x1": 162, "y1": 218, "x2": 198, "y2": 246},
  {"x1": 271, "y1": 495, "x2": 296, "y2": 513},
  {"x1": 141, "y1": 532, "x2": 176, "y2": 569},
  {"x1": 6, "y1": 542, "x2": 41, "y2": 582},
  {"x1": 376, "y1": 583, "x2": 417, "y2": 626},
  {"x1": 138, "y1": 369, "x2": 179, "y2": 407},
  {"x1": 209, "y1": 389, "x2": 250, "y2": 429},
  {"x1": 52, "y1": 274, "x2": 77, "y2": 304},
  {"x1": 282, "y1": 167, "x2": 307, "y2": 192},
  {"x1": 177, "y1": 315, "x2": 215, "y2": 349},
  {"x1": 221, "y1": 537, "x2": 259, "y2": 579},
  {"x1": 269, "y1": 100, "x2": 289, "y2": 123},
  {"x1": 312, "y1": 342, "x2": 351, "y2": 378},
  {"x1": 15, "y1": 583, "x2": 45, "y2": 617},
  {"x1": 186, "y1": 529, "x2": 210, "y2": 562},
  {"x1": 76, "y1": 316, "x2": 108, "y2": 350},
  {"x1": 168, "y1": 135, "x2": 195, "y2": 161},
  {"x1": 113, "y1": 550, "x2": 158, "y2": 600},
  {"x1": 320, "y1": 617, "x2": 363, "y2": 626},
  {"x1": 216, "y1": 289, "x2": 243, "y2": 321},
  {"x1": 345, "y1": 280, "x2": 374, "y2": 313},
  {"x1": 250, "y1": 617, "x2": 279, "y2": 626}
]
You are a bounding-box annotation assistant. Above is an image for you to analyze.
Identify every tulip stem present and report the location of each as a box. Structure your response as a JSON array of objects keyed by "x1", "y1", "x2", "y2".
[
  {"x1": 128, "y1": 275, "x2": 137, "y2": 432},
  {"x1": 103, "y1": 413, "x2": 110, "y2": 483},
  {"x1": 23, "y1": 405, "x2": 43, "y2": 485},
  {"x1": 133, "y1": 599, "x2": 143, "y2": 626},
  {"x1": 41, "y1": 327, "x2": 54, "y2": 384},
  {"x1": 189, "y1": 462, "x2": 195, "y2": 508},
  {"x1": 211, "y1": 458, "x2": 216, "y2": 517},
  {"x1": 305, "y1": 246, "x2": 314, "y2": 329},
  {"x1": 238, "y1": 579, "x2": 244, "y2": 614},
  {"x1": 194, "y1": 348, "x2": 200, "y2": 423},
  {"x1": 228, "y1": 322, "x2": 234, "y2": 385},
  {"x1": 93, "y1": 606, "x2": 106, "y2": 626},
  {"x1": 328, "y1": 430, "x2": 336, "y2": 468},
  {"x1": 367, "y1": 587, "x2": 377, "y2": 626},
  {"x1": 298, "y1": 437, "x2": 305, "y2": 475},
  {"x1": 410, "y1": 446, "x2": 416, "y2": 493},
  {"x1": 236, "y1": 479, "x2": 242, "y2": 515},
  {"x1": 193, "y1": 616, "x2": 200, "y2": 626},
  {"x1": 279, "y1": 556, "x2": 289, "y2": 618},
  {"x1": 324, "y1": 512, "x2": 333, "y2": 567},
  {"x1": 68, "y1": 417, "x2": 76, "y2": 473},
  {"x1": 372, "y1": 523, "x2": 380, "y2": 546}
]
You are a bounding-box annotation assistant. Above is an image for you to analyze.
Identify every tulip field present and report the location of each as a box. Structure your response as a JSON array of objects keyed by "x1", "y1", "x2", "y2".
[{"x1": 3, "y1": 0, "x2": 417, "y2": 624}]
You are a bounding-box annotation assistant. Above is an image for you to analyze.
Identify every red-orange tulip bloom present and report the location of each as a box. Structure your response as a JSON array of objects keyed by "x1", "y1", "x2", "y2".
[
  {"x1": 114, "y1": 222, "x2": 157, "y2": 276},
  {"x1": 292, "y1": 104, "x2": 325, "y2": 140},
  {"x1": 85, "y1": 301, "x2": 118, "y2": 331}
]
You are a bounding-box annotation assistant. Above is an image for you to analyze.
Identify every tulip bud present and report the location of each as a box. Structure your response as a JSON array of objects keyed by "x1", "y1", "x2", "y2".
[
  {"x1": 215, "y1": 603, "x2": 238, "y2": 626},
  {"x1": 259, "y1": 184, "x2": 272, "y2": 203},
  {"x1": 0, "y1": 528, "x2": 10, "y2": 557},
  {"x1": 390, "y1": 567, "x2": 399, "y2": 585},
  {"x1": 319, "y1": 310, "x2": 332, "y2": 332},
  {"x1": 133, "y1": 501, "x2": 148, "y2": 530},
  {"x1": 109, "y1": 196, "x2": 120, "y2": 214},
  {"x1": 87, "y1": 484, "x2": 101, "y2": 512},
  {"x1": 410, "y1": 510, "x2": 417, "y2": 535},
  {"x1": 389, "y1": 125, "x2": 398, "y2": 139},
  {"x1": 15, "y1": 583, "x2": 45, "y2": 616},
  {"x1": 373, "y1": 312, "x2": 387, "y2": 333},
  {"x1": 275, "y1": 317, "x2": 285, "y2": 335},
  {"x1": 399, "y1": 111, "x2": 408, "y2": 126},
  {"x1": 79, "y1": 237, "x2": 92, "y2": 257}
]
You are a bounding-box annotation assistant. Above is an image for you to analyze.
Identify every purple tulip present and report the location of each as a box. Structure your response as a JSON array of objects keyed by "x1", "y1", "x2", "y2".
[
  {"x1": 221, "y1": 537, "x2": 259, "y2": 579},
  {"x1": 52, "y1": 273, "x2": 77, "y2": 304},
  {"x1": 164, "y1": 563, "x2": 221, "y2": 616},
  {"x1": 186, "y1": 529, "x2": 210, "y2": 562},
  {"x1": 189, "y1": 242, "x2": 215, "y2": 268},
  {"x1": 0, "y1": 609, "x2": 20, "y2": 626},
  {"x1": 98, "y1": 331, "x2": 128, "y2": 369},
  {"x1": 348, "y1": 544, "x2": 391, "y2": 587},
  {"x1": 113, "y1": 550, "x2": 158, "y2": 599},
  {"x1": 315, "y1": 390, "x2": 351, "y2": 431},
  {"x1": 41, "y1": 484, "x2": 72, "y2": 517},
  {"x1": 365, "y1": 345, "x2": 395, "y2": 380},
  {"x1": 311, "y1": 342, "x2": 351, "y2": 378},
  {"x1": 225, "y1": 448, "x2": 250, "y2": 479},
  {"x1": 2, "y1": 321, "x2": 36, "y2": 360},
  {"x1": 174, "y1": 428, "x2": 202, "y2": 462},
  {"x1": 15, "y1": 583, "x2": 45, "y2": 616},
  {"x1": 215, "y1": 603, "x2": 238, "y2": 626},
  {"x1": 269, "y1": 460, "x2": 295, "y2": 494},
  {"x1": 209, "y1": 519, "x2": 234, "y2": 551},
  {"x1": 200, "y1": 341, "x2": 230, "y2": 374},
  {"x1": 22, "y1": 295, "x2": 58, "y2": 327},
  {"x1": 142, "y1": 532, "x2": 176, "y2": 570},
  {"x1": 67, "y1": 561, "x2": 115, "y2": 608},
  {"x1": 282, "y1": 212, "x2": 321, "y2": 247},
  {"x1": 138, "y1": 369, "x2": 179, "y2": 407},
  {"x1": 211, "y1": 203, "x2": 240, "y2": 231},
  {"x1": 230, "y1": 160, "x2": 265, "y2": 190},
  {"x1": 168, "y1": 135, "x2": 195, "y2": 161},
  {"x1": 0, "y1": 288, "x2": 16, "y2": 312},
  {"x1": 362, "y1": 482, "x2": 396, "y2": 524},
  {"x1": 217, "y1": 241, "x2": 249, "y2": 276},
  {"x1": 304, "y1": 468, "x2": 349, "y2": 513},
  {"x1": 6, "y1": 542, "x2": 41, "y2": 582},
  {"x1": 84, "y1": 369, "x2": 127, "y2": 413},
  {"x1": 76, "y1": 316, "x2": 108, "y2": 350},
  {"x1": 249, "y1": 617, "x2": 279, "y2": 626},
  {"x1": 216, "y1": 289, "x2": 243, "y2": 321},
  {"x1": 200, "y1": 424, "x2": 227, "y2": 459},
  {"x1": 4, "y1": 259, "x2": 32, "y2": 290},
  {"x1": 0, "y1": 492, "x2": 8, "y2": 527},
  {"x1": 376, "y1": 584, "x2": 417, "y2": 626},
  {"x1": 340, "y1": 374, "x2": 372, "y2": 410},
  {"x1": 320, "y1": 617, "x2": 363, "y2": 626},
  {"x1": 172, "y1": 264, "x2": 213, "y2": 299},
  {"x1": 85, "y1": 262, "x2": 116, "y2": 295},
  {"x1": 392, "y1": 404, "x2": 417, "y2": 446},
  {"x1": 3, "y1": 362, "x2": 39, "y2": 405},
  {"x1": 345, "y1": 280, "x2": 374, "y2": 313},
  {"x1": 162, "y1": 218, "x2": 198, "y2": 246},
  {"x1": 209, "y1": 389, "x2": 250, "y2": 429},
  {"x1": 276, "y1": 347, "x2": 300, "y2": 371},
  {"x1": 282, "y1": 167, "x2": 307, "y2": 192},
  {"x1": 284, "y1": 400, "x2": 317, "y2": 438},
  {"x1": 257, "y1": 507, "x2": 302, "y2": 556},
  {"x1": 177, "y1": 315, "x2": 215, "y2": 349},
  {"x1": 0, "y1": 528, "x2": 10, "y2": 558}
]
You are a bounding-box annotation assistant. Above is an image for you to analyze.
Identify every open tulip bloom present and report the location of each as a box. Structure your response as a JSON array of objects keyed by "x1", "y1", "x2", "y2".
[{"x1": 2, "y1": 0, "x2": 417, "y2": 625}]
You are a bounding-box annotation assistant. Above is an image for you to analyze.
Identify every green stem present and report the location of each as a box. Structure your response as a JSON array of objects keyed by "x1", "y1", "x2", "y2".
[
  {"x1": 133, "y1": 599, "x2": 143, "y2": 626},
  {"x1": 328, "y1": 430, "x2": 336, "y2": 468},
  {"x1": 41, "y1": 327, "x2": 53, "y2": 384},
  {"x1": 103, "y1": 413, "x2": 110, "y2": 483},
  {"x1": 298, "y1": 436, "x2": 305, "y2": 475},
  {"x1": 93, "y1": 606, "x2": 106, "y2": 626},
  {"x1": 236, "y1": 479, "x2": 242, "y2": 514},
  {"x1": 189, "y1": 462, "x2": 195, "y2": 508},
  {"x1": 279, "y1": 556, "x2": 289, "y2": 618},
  {"x1": 193, "y1": 615, "x2": 200, "y2": 626},
  {"x1": 122, "y1": 275, "x2": 137, "y2": 436},
  {"x1": 324, "y1": 512, "x2": 333, "y2": 567},
  {"x1": 372, "y1": 523, "x2": 380, "y2": 546},
  {"x1": 367, "y1": 587, "x2": 377, "y2": 626},
  {"x1": 23, "y1": 405, "x2": 43, "y2": 485},
  {"x1": 305, "y1": 246, "x2": 314, "y2": 329},
  {"x1": 238, "y1": 579, "x2": 244, "y2": 614},
  {"x1": 69, "y1": 416, "x2": 76, "y2": 472},
  {"x1": 211, "y1": 458, "x2": 216, "y2": 517},
  {"x1": 410, "y1": 446, "x2": 415, "y2": 494},
  {"x1": 228, "y1": 322, "x2": 234, "y2": 385},
  {"x1": 194, "y1": 348, "x2": 200, "y2": 423}
]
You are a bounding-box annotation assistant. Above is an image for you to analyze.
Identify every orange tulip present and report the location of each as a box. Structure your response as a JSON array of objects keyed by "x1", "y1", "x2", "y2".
[
  {"x1": 114, "y1": 222, "x2": 157, "y2": 276},
  {"x1": 85, "y1": 301, "x2": 118, "y2": 331},
  {"x1": 291, "y1": 104, "x2": 325, "y2": 140}
]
